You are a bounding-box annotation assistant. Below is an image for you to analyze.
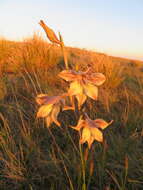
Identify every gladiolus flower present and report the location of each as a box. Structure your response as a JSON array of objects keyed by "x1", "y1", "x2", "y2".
[
  {"x1": 71, "y1": 114, "x2": 113, "y2": 148},
  {"x1": 36, "y1": 94, "x2": 65, "y2": 127},
  {"x1": 59, "y1": 68, "x2": 106, "y2": 107}
]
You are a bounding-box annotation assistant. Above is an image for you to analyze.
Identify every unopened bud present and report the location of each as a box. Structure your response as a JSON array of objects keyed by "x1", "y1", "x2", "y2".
[{"x1": 39, "y1": 20, "x2": 61, "y2": 45}]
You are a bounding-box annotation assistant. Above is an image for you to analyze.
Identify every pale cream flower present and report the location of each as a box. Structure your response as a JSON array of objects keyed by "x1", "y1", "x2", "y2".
[
  {"x1": 59, "y1": 68, "x2": 106, "y2": 107},
  {"x1": 71, "y1": 114, "x2": 113, "y2": 148},
  {"x1": 36, "y1": 94, "x2": 65, "y2": 127}
]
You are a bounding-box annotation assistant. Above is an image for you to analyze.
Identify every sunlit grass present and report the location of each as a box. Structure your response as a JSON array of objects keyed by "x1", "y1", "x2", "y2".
[{"x1": 0, "y1": 30, "x2": 143, "y2": 189}]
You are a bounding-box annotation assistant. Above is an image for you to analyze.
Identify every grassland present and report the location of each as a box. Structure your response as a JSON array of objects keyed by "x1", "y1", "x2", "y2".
[{"x1": 0, "y1": 35, "x2": 143, "y2": 190}]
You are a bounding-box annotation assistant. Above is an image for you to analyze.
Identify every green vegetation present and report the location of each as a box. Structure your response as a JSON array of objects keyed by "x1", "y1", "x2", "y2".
[{"x1": 0, "y1": 34, "x2": 143, "y2": 190}]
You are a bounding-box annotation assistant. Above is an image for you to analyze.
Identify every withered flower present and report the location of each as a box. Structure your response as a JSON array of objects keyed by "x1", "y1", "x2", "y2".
[
  {"x1": 71, "y1": 114, "x2": 113, "y2": 148},
  {"x1": 59, "y1": 68, "x2": 106, "y2": 107}
]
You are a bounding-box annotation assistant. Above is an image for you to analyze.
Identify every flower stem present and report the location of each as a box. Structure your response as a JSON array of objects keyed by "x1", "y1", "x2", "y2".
[
  {"x1": 79, "y1": 142, "x2": 86, "y2": 190},
  {"x1": 61, "y1": 42, "x2": 69, "y2": 70},
  {"x1": 59, "y1": 32, "x2": 69, "y2": 70}
]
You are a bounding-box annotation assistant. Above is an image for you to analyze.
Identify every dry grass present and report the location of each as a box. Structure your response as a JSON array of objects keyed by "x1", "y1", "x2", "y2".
[{"x1": 0, "y1": 35, "x2": 143, "y2": 189}]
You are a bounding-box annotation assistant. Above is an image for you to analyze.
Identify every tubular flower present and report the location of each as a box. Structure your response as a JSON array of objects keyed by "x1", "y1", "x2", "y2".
[
  {"x1": 71, "y1": 114, "x2": 113, "y2": 148},
  {"x1": 36, "y1": 94, "x2": 65, "y2": 127},
  {"x1": 59, "y1": 68, "x2": 106, "y2": 107}
]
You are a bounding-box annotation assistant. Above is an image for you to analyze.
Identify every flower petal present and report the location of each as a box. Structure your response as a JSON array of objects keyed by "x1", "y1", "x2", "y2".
[
  {"x1": 63, "y1": 106, "x2": 75, "y2": 111},
  {"x1": 71, "y1": 117, "x2": 84, "y2": 131},
  {"x1": 94, "y1": 119, "x2": 113, "y2": 129},
  {"x1": 45, "y1": 116, "x2": 52, "y2": 127},
  {"x1": 68, "y1": 81, "x2": 83, "y2": 96},
  {"x1": 58, "y1": 70, "x2": 78, "y2": 81},
  {"x1": 80, "y1": 128, "x2": 91, "y2": 144},
  {"x1": 37, "y1": 104, "x2": 53, "y2": 118},
  {"x1": 36, "y1": 94, "x2": 48, "y2": 105},
  {"x1": 86, "y1": 73, "x2": 106, "y2": 86},
  {"x1": 87, "y1": 136, "x2": 94, "y2": 149},
  {"x1": 51, "y1": 105, "x2": 61, "y2": 126},
  {"x1": 90, "y1": 128, "x2": 103, "y2": 142},
  {"x1": 85, "y1": 115, "x2": 99, "y2": 129},
  {"x1": 36, "y1": 94, "x2": 62, "y2": 105},
  {"x1": 84, "y1": 83, "x2": 98, "y2": 100},
  {"x1": 76, "y1": 94, "x2": 87, "y2": 108}
]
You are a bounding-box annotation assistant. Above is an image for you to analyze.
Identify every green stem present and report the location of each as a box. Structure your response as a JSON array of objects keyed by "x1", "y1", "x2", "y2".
[
  {"x1": 59, "y1": 32, "x2": 69, "y2": 70},
  {"x1": 122, "y1": 167, "x2": 128, "y2": 190},
  {"x1": 79, "y1": 142, "x2": 86, "y2": 190},
  {"x1": 61, "y1": 43, "x2": 69, "y2": 70}
]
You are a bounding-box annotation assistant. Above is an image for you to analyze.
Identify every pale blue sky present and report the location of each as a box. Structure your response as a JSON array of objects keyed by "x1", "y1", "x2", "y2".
[{"x1": 0, "y1": 0, "x2": 143, "y2": 60}]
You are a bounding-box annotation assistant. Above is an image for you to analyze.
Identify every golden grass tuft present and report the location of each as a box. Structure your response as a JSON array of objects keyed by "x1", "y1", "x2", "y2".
[{"x1": 0, "y1": 35, "x2": 143, "y2": 189}]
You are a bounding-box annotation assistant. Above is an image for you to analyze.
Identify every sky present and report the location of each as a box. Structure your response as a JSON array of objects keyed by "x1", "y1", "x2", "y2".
[{"x1": 0, "y1": 0, "x2": 143, "y2": 60}]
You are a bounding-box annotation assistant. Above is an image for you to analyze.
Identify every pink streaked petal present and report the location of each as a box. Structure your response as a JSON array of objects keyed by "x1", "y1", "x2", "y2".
[
  {"x1": 84, "y1": 83, "x2": 98, "y2": 100},
  {"x1": 94, "y1": 119, "x2": 113, "y2": 129},
  {"x1": 37, "y1": 104, "x2": 53, "y2": 118},
  {"x1": 86, "y1": 73, "x2": 106, "y2": 86},
  {"x1": 58, "y1": 70, "x2": 78, "y2": 81},
  {"x1": 68, "y1": 81, "x2": 83, "y2": 96},
  {"x1": 85, "y1": 115, "x2": 99, "y2": 129},
  {"x1": 91, "y1": 128, "x2": 103, "y2": 142},
  {"x1": 36, "y1": 94, "x2": 62, "y2": 105}
]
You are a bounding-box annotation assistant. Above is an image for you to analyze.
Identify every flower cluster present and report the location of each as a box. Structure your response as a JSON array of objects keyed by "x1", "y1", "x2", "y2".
[{"x1": 36, "y1": 20, "x2": 113, "y2": 148}]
